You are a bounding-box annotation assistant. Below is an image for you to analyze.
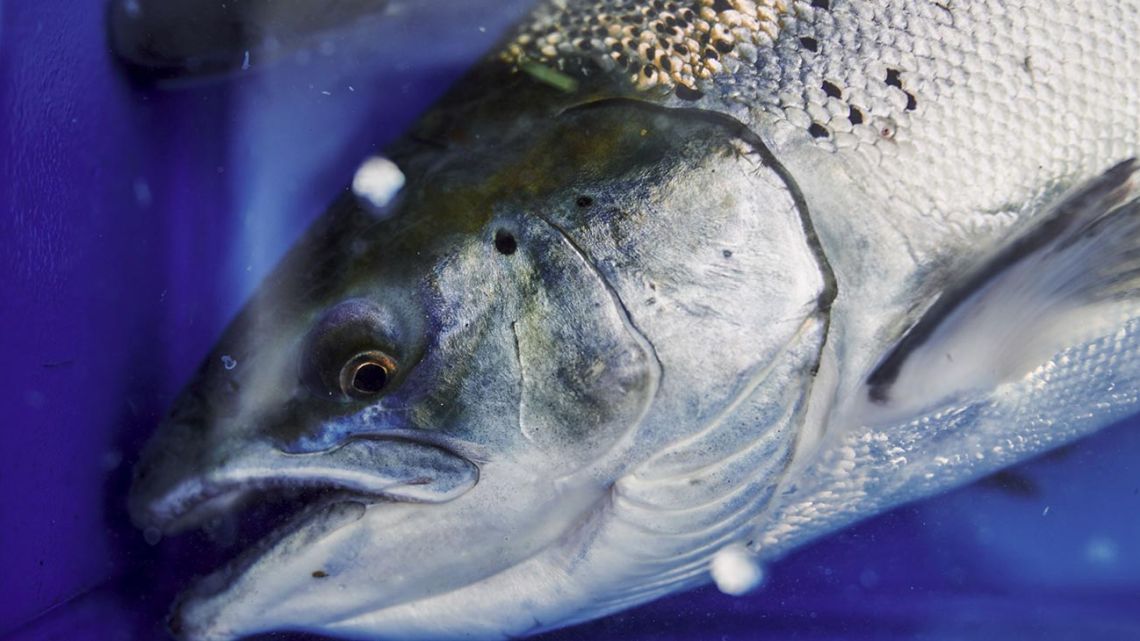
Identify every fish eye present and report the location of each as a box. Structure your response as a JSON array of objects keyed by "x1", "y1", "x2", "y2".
[{"x1": 339, "y1": 350, "x2": 397, "y2": 399}]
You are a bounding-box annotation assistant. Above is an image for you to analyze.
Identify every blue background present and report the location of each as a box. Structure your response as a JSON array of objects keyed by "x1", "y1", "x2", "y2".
[{"x1": 3, "y1": 2, "x2": 1138, "y2": 640}]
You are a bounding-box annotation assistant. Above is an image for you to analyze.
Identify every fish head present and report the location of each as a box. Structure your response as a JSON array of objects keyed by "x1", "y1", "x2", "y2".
[{"x1": 130, "y1": 87, "x2": 825, "y2": 640}]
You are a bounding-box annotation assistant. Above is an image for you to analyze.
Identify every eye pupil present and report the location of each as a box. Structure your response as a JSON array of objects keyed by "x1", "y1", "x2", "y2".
[
  {"x1": 336, "y1": 350, "x2": 397, "y2": 400},
  {"x1": 352, "y1": 362, "x2": 389, "y2": 394}
]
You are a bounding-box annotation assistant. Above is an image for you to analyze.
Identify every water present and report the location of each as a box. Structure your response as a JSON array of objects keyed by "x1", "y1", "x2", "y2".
[{"x1": 2, "y1": 2, "x2": 1139, "y2": 640}]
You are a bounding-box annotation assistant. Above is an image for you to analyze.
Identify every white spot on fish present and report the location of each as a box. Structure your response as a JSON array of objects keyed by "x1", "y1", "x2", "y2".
[
  {"x1": 1042, "y1": 505, "x2": 1050, "y2": 516},
  {"x1": 221, "y1": 355, "x2": 237, "y2": 370},
  {"x1": 710, "y1": 544, "x2": 764, "y2": 595},
  {"x1": 353, "y1": 156, "x2": 405, "y2": 216}
]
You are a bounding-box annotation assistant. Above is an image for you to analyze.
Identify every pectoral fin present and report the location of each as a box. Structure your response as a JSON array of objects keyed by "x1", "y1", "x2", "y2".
[{"x1": 863, "y1": 159, "x2": 1140, "y2": 422}]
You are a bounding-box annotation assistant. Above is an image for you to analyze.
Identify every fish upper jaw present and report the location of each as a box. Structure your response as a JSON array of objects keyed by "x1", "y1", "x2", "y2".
[{"x1": 129, "y1": 432, "x2": 479, "y2": 535}]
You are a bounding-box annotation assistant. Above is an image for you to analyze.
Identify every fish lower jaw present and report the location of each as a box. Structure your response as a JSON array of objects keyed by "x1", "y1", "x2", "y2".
[{"x1": 168, "y1": 497, "x2": 371, "y2": 641}]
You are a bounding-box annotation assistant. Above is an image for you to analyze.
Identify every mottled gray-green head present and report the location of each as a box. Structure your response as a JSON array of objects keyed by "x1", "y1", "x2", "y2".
[{"x1": 130, "y1": 73, "x2": 827, "y2": 640}]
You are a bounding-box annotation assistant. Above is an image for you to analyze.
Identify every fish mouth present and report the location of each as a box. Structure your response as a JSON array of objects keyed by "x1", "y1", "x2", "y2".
[{"x1": 129, "y1": 432, "x2": 480, "y2": 636}]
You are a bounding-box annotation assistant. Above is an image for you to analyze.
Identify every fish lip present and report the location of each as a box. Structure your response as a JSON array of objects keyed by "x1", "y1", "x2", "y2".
[
  {"x1": 131, "y1": 432, "x2": 480, "y2": 535},
  {"x1": 138, "y1": 469, "x2": 384, "y2": 536}
]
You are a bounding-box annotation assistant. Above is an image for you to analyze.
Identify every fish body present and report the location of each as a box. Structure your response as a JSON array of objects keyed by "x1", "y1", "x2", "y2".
[{"x1": 128, "y1": 1, "x2": 1140, "y2": 639}]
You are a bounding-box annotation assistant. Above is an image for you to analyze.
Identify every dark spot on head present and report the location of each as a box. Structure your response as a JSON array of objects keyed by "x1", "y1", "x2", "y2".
[
  {"x1": 848, "y1": 105, "x2": 864, "y2": 125},
  {"x1": 660, "y1": 56, "x2": 672, "y2": 71},
  {"x1": 646, "y1": 46, "x2": 657, "y2": 60},
  {"x1": 704, "y1": 47, "x2": 719, "y2": 60},
  {"x1": 722, "y1": 249, "x2": 733, "y2": 258},
  {"x1": 576, "y1": 195, "x2": 594, "y2": 208},
  {"x1": 577, "y1": 39, "x2": 592, "y2": 51},
  {"x1": 800, "y1": 36, "x2": 819, "y2": 52},
  {"x1": 885, "y1": 68, "x2": 902, "y2": 88},
  {"x1": 494, "y1": 229, "x2": 517, "y2": 255},
  {"x1": 821, "y1": 80, "x2": 842, "y2": 98},
  {"x1": 811, "y1": 0, "x2": 830, "y2": 9},
  {"x1": 675, "y1": 84, "x2": 704, "y2": 100},
  {"x1": 905, "y1": 91, "x2": 917, "y2": 111},
  {"x1": 673, "y1": 43, "x2": 688, "y2": 55},
  {"x1": 714, "y1": 39, "x2": 734, "y2": 54},
  {"x1": 712, "y1": 0, "x2": 732, "y2": 11},
  {"x1": 643, "y1": 63, "x2": 656, "y2": 77},
  {"x1": 312, "y1": 570, "x2": 329, "y2": 578},
  {"x1": 808, "y1": 122, "x2": 829, "y2": 139}
]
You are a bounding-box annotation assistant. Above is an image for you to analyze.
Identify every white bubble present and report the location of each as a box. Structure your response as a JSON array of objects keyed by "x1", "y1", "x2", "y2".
[
  {"x1": 710, "y1": 543, "x2": 765, "y2": 595},
  {"x1": 353, "y1": 156, "x2": 405, "y2": 215}
]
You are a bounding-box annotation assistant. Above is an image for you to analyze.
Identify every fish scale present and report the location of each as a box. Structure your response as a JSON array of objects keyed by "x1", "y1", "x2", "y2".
[{"x1": 507, "y1": 1, "x2": 1140, "y2": 257}]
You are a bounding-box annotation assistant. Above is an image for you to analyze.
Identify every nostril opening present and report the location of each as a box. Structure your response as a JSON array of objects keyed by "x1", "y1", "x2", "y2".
[{"x1": 494, "y1": 229, "x2": 518, "y2": 255}]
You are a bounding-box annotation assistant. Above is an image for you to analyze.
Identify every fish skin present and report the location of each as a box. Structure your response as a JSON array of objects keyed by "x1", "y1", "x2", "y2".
[{"x1": 129, "y1": 1, "x2": 1140, "y2": 639}]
